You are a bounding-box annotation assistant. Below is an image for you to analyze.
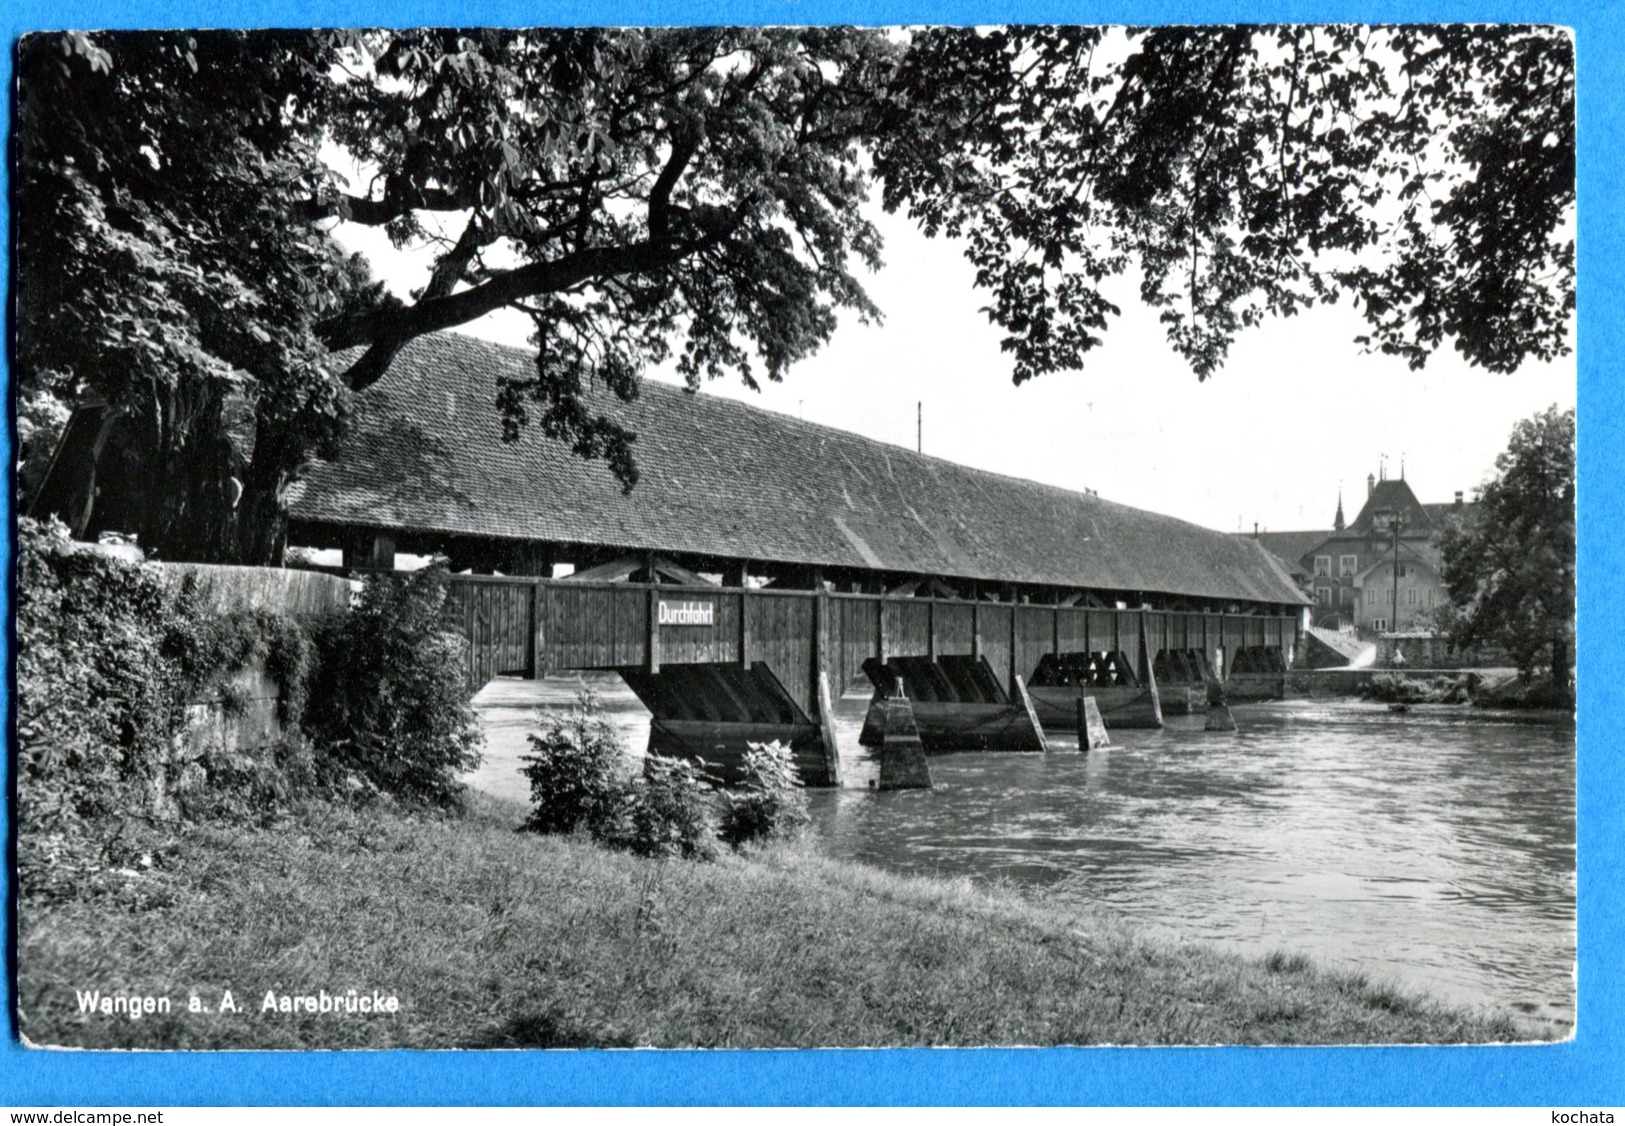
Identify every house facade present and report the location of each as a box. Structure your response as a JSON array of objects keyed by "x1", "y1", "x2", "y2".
[{"x1": 1251, "y1": 471, "x2": 1475, "y2": 638}]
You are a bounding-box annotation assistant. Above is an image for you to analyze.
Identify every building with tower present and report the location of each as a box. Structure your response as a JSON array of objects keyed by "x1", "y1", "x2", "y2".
[{"x1": 1249, "y1": 465, "x2": 1477, "y2": 638}]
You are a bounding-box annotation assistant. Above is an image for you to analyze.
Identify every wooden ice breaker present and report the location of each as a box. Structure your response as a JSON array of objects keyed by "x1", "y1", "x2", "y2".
[{"x1": 857, "y1": 655, "x2": 1048, "y2": 753}]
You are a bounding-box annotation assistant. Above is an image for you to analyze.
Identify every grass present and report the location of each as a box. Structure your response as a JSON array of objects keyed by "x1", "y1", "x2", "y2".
[{"x1": 18, "y1": 793, "x2": 1534, "y2": 1049}]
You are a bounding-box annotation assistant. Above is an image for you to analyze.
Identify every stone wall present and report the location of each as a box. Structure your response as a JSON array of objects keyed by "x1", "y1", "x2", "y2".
[
  {"x1": 157, "y1": 563, "x2": 352, "y2": 803},
  {"x1": 163, "y1": 561, "x2": 354, "y2": 616},
  {"x1": 176, "y1": 664, "x2": 285, "y2": 758}
]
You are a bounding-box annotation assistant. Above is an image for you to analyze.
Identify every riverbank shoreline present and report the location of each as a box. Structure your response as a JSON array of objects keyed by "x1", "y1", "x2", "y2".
[
  {"x1": 1288, "y1": 666, "x2": 1575, "y2": 712},
  {"x1": 18, "y1": 791, "x2": 1540, "y2": 1050},
  {"x1": 466, "y1": 677, "x2": 1575, "y2": 1031}
]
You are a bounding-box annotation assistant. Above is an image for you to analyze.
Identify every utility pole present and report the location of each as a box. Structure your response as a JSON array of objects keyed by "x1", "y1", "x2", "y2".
[
  {"x1": 1390, "y1": 513, "x2": 1403, "y2": 633},
  {"x1": 916, "y1": 401, "x2": 922, "y2": 453}
]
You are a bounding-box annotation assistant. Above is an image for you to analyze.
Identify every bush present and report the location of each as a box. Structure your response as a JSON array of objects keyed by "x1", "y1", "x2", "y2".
[
  {"x1": 519, "y1": 690, "x2": 629, "y2": 836},
  {"x1": 16, "y1": 523, "x2": 491, "y2": 897},
  {"x1": 519, "y1": 692, "x2": 718, "y2": 861},
  {"x1": 305, "y1": 564, "x2": 483, "y2": 806},
  {"x1": 15, "y1": 519, "x2": 326, "y2": 896},
  {"x1": 17, "y1": 519, "x2": 178, "y2": 816},
  {"x1": 16, "y1": 519, "x2": 183, "y2": 896},
  {"x1": 608, "y1": 756, "x2": 718, "y2": 861},
  {"x1": 1360, "y1": 673, "x2": 1468, "y2": 704},
  {"x1": 176, "y1": 737, "x2": 327, "y2": 822},
  {"x1": 718, "y1": 741, "x2": 809, "y2": 848},
  {"x1": 1472, "y1": 674, "x2": 1575, "y2": 711},
  {"x1": 164, "y1": 589, "x2": 315, "y2": 728}
]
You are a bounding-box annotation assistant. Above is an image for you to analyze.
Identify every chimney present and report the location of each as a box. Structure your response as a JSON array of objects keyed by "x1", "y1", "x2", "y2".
[
  {"x1": 1454, "y1": 491, "x2": 1464, "y2": 508},
  {"x1": 1367, "y1": 473, "x2": 1376, "y2": 498},
  {"x1": 1253, "y1": 522, "x2": 1259, "y2": 538}
]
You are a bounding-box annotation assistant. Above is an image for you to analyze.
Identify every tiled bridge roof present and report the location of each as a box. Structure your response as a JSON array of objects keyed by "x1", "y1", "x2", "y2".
[{"x1": 287, "y1": 332, "x2": 1308, "y2": 608}]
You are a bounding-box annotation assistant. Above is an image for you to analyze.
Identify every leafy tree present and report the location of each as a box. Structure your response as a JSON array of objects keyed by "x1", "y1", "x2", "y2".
[
  {"x1": 1438, "y1": 406, "x2": 1575, "y2": 687},
  {"x1": 16, "y1": 26, "x2": 1574, "y2": 562},
  {"x1": 14, "y1": 32, "x2": 386, "y2": 562},
  {"x1": 878, "y1": 25, "x2": 1574, "y2": 382}
]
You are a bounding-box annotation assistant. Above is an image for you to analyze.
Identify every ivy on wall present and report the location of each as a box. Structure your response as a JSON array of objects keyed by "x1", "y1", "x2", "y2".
[{"x1": 15, "y1": 518, "x2": 482, "y2": 901}]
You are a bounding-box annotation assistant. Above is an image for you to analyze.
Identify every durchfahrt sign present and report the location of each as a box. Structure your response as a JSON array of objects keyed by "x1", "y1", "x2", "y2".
[{"x1": 658, "y1": 600, "x2": 714, "y2": 626}]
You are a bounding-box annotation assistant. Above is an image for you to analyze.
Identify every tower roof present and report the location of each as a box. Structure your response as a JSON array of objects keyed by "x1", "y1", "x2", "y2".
[{"x1": 1344, "y1": 477, "x2": 1435, "y2": 536}]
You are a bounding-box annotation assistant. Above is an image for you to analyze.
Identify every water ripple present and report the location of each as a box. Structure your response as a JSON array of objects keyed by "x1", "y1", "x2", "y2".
[{"x1": 467, "y1": 676, "x2": 1575, "y2": 1035}]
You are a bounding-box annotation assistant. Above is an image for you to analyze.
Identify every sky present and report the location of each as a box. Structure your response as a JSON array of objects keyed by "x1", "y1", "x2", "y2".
[{"x1": 335, "y1": 193, "x2": 1576, "y2": 538}]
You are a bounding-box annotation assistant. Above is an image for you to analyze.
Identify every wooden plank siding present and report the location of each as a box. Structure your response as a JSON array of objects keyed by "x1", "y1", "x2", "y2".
[
  {"x1": 1223, "y1": 616, "x2": 1248, "y2": 670},
  {"x1": 1087, "y1": 610, "x2": 1116, "y2": 657},
  {"x1": 445, "y1": 576, "x2": 532, "y2": 687},
  {"x1": 546, "y1": 583, "x2": 651, "y2": 670},
  {"x1": 1115, "y1": 611, "x2": 1142, "y2": 678},
  {"x1": 1013, "y1": 606, "x2": 1054, "y2": 692},
  {"x1": 933, "y1": 602, "x2": 977, "y2": 659},
  {"x1": 444, "y1": 574, "x2": 1300, "y2": 714},
  {"x1": 834, "y1": 596, "x2": 880, "y2": 694},
  {"x1": 976, "y1": 603, "x2": 1013, "y2": 697},
  {"x1": 748, "y1": 594, "x2": 817, "y2": 720},
  {"x1": 1056, "y1": 606, "x2": 1089, "y2": 658},
  {"x1": 660, "y1": 594, "x2": 738, "y2": 666},
  {"x1": 883, "y1": 599, "x2": 931, "y2": 665}
]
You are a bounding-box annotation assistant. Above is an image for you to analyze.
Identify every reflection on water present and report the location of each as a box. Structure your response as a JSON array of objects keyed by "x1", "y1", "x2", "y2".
[{"x1": 470, "y1": 673, "x2": 1576, "y2": 1034}]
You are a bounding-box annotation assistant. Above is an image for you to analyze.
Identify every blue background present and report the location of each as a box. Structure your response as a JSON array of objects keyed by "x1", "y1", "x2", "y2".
[{"x1": 1, "y1": 0, "x2": 1616, "y2": 1106}]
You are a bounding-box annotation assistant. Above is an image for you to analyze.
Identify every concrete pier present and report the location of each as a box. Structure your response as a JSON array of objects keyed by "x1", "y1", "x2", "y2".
[
  {"x1": 874, "y1": 697, "x2": 933, "y2": 790},
  {"x1": 1077, "y1": 696, "x2": 1111, "y2": 750}
]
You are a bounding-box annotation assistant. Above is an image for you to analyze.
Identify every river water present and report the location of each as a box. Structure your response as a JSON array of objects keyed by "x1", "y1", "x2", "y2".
[{"x1": 469, "y1": 674, "x2": 1576, "y2": 1035}]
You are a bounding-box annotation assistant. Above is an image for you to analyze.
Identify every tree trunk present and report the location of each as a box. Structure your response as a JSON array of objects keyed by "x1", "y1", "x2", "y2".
[
  {"x1": 231, "y1": 419, "x2": 305, "y2": 565},
  {"x1": 26, "y1": 404, "x2": 122, "y2": 536},
  {"x1": 233, "y1": 471, "x2": 289, "y2": 566},
  {"x1": 1551, "y1": 635, "x2": 1570, "y2": 691},
  {"x1": 136, "y1": 408, "x2": 240, "y2": 562}
]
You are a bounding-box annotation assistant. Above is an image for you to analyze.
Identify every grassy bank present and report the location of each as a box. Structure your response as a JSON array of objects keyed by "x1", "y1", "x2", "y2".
[{"x1": 19, "y1": 794, "x2": 1531, "y2": 1049}]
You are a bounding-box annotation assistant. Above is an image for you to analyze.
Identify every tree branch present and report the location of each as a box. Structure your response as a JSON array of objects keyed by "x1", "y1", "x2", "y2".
[
  {"x1": 293, "y1": 185, "x2": 478, "y2": 226},
  {"x1": 422, "y1": 215, "x2": 490, "y2": 301},
  {"x1": 325, "y1": 213, "x2": 740, "y2": 390},
  {"x1": 649, "y1": 124, "x2": 703, "y2": 242}
]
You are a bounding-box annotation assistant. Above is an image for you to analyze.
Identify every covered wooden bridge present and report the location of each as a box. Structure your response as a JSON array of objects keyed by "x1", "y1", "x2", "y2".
[{"x1": 286, "y1": 332, "x2": 1308, "y2": 782}]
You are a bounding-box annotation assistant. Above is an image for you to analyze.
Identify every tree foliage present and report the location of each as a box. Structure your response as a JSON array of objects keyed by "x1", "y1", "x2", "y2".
[
  {"x1": 878, "y1": 25, "x2": 1574, "y2": 382},
  {"x1": 15, "y1": 25, "x2": 1575, "y2": 562},
  {"x1": 15, "y1": 32, "x2": 382, "y2": 561},
  {"x1": 1439, "y1": 406, "x2": 1575, "y2": 686}
]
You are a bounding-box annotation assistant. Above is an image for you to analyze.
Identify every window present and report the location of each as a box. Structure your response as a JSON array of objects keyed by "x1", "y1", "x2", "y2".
[
  {"x1": 1373, "y1": 617, "x2": 1388, "y2": 631},
  {"x1": 1396, "y1": 564, "x2": 1410, "y2": 579},
  {"x1": 1314, "y1": 556, "x2": 1331, "y2": 577},
  {"x1": 1407, "y1": 589, "x2": 1418, "y2": 605},
  {"x1": 1316, "y1": 587, "x2": 1332, "y2": 605},
  {"x1": 1366, "y1": 588, "x2": 1375, "y2": 605},
  {"x1": 1386, "y1": 589, "x2": 1394, "y2": 604},
  {"x1": 1340, "y1": 554, "x2": 1358, "y2": 577}
]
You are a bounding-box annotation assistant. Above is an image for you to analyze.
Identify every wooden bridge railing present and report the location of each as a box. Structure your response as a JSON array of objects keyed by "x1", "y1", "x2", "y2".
[{"x1": 444, "y1": 574, "x2": 1301, "y2": 715}]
